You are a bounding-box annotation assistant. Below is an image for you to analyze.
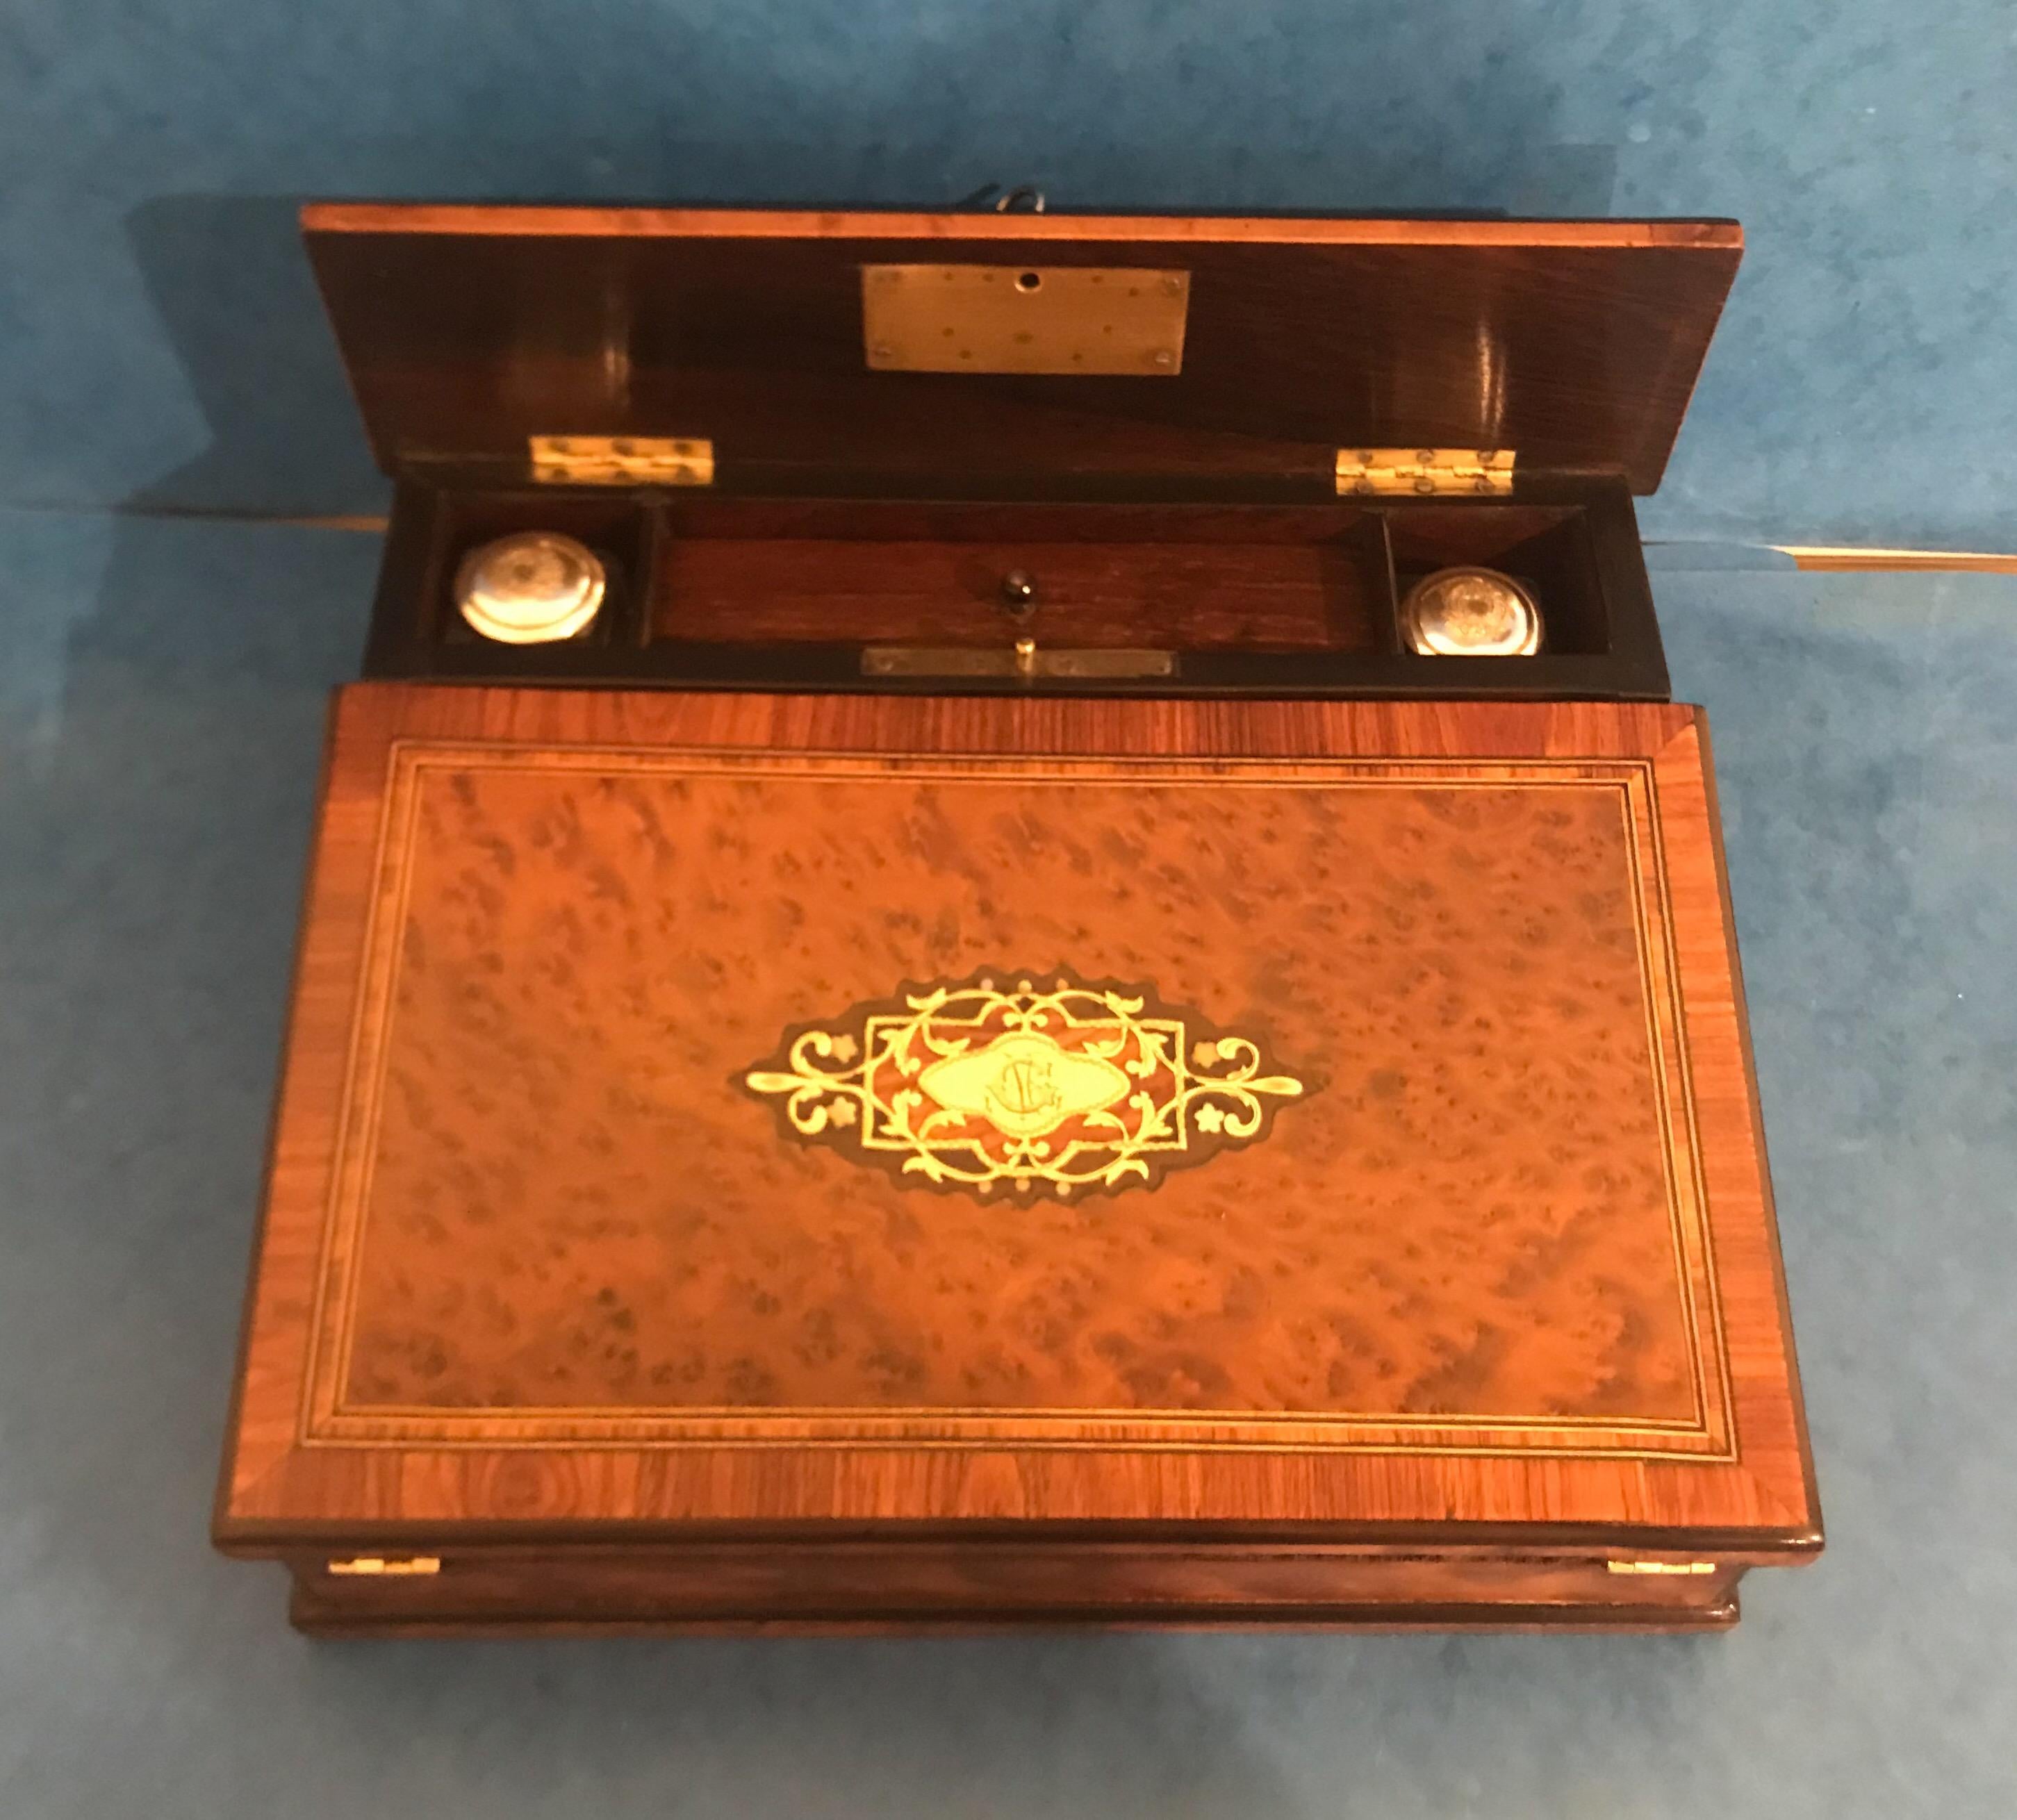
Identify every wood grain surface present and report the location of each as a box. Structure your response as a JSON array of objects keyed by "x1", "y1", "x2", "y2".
[
  {"x1": 338, "y1": 755, "x2": 1697, "y2": 1425},
  {"x1": 283, "y1": 1543, "x2": 1745, "y2": 1636},
  {"x1": 302, "y1": 207, "x2": 1740, "y2": 495},
  {"x1": 655, "y1": 531, "x2": 1382, "y2": 649},
  {"x1": 304, "y1": 206, "x2": 1741, "y2": 247},
  {"x1": 217, "y1": 687, "x2": 1817, "y2": 1555}
]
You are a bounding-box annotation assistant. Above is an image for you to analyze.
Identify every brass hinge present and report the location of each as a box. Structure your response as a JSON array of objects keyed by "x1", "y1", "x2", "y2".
[
  {"x1": 1335, "y1": 447, "x2": 1514, "y2": 497},
  {"x1": 529, "y1": 436, "x2": 714, "y2": 486},
  {"x1": 1605, "y1": 1559, "x2": 1717, "y2": 1577},
  {"x1": 324, "y1": 1555, "x2": 442, "y2": 1578}
]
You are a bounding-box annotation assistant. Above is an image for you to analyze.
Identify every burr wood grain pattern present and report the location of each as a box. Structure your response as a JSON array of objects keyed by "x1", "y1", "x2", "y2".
[
  {"x1": 217, "y1": 687, "x2": 1817, "y2": 1628},
  {"x1": 332, "y1": 747, "x2": 1696, "y2": 1426}
]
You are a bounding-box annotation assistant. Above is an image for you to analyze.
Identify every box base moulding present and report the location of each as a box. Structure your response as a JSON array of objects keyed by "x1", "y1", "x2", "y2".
[{"x1": 258, "y1": 1541, "x2": 1748, "y2": 1637}]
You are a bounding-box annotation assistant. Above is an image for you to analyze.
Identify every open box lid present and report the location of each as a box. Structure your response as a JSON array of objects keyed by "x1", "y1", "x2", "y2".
[{"x1": 303, "y1": 205, "x2": 1741, "y2": 497}]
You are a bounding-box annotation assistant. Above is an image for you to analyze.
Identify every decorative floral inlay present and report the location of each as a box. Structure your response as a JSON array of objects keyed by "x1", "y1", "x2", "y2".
[{"x1": 741, "y1": 973, "x2": 1305, "y2": 1199}]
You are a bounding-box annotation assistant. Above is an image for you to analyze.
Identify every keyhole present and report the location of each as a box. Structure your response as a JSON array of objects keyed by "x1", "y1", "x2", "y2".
[{"x1": 1016, "y1": 271, "x2": 1042, "y2": 292}]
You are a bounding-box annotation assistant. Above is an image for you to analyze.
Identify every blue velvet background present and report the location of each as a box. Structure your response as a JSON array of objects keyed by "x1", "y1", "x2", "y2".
[
  {"x1": 4, "y1": 0, "x2": 2017, "y2": 546},
  {"x1": 5, "y1": 6, "x2": 2017, "y2": 1814}
]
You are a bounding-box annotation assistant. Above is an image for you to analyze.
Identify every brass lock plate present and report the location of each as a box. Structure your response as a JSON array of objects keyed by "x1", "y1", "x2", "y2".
[{"x1": 862, "y1": 265, "x2": 1190, "y2": 375}]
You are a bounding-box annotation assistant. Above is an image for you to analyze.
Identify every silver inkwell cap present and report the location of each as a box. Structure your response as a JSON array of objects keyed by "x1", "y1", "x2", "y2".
[
  {"x1": 1398, "y1": 566, "x2": 1543, "y2": 658},
  {"x1": 454, "y1": 532, "x2": 607, "y2": 644}
]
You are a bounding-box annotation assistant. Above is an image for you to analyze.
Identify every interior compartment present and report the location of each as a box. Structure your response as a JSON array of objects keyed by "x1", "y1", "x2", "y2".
[
  {"x1": 424, "y1": 490, "x2": 654, "y2": 650},
  {"x1": 649, "y1": 501, "x2": 1392, "y2": 653},
  {"x1": 363, "y1": 477, "x2": 1666, "y2": 699},
  {"x1": 1383, "y1": 504, "x2": 1610, "y2": 656}
]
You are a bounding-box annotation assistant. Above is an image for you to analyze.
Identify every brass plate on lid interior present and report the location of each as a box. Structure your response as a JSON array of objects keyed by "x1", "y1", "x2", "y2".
[{"x1": 862, "y1": 265, "x2": 1190, "y2": 374}]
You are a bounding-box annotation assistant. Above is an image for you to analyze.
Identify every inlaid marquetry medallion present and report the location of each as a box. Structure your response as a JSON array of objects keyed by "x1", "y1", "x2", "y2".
[{"x1": 742, "y1": 973, "x2": 1305, "y2": 1199}]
